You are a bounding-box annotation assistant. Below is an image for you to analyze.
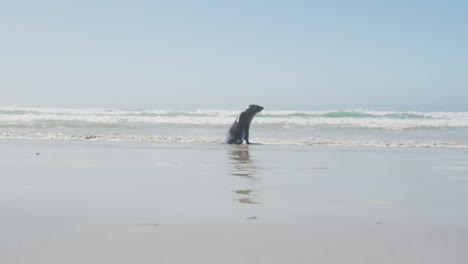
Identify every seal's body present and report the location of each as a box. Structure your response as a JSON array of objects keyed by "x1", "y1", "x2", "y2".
[{"x1": 225, "y1": 104, "x2": 264, "y2": 144}]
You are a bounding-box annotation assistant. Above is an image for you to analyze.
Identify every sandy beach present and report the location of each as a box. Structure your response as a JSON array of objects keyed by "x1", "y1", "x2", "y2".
[
  {"x1": 3, "y1": 0, "x2": 468, "y2": 262},
  {"x1": 1, "y1": 139, "x2": 467, "y2": 263}
]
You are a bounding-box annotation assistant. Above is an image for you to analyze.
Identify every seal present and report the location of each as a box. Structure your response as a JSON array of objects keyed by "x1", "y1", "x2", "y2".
[{"x1": 225, "y1": 104, "x2": 264, "y2": 144}]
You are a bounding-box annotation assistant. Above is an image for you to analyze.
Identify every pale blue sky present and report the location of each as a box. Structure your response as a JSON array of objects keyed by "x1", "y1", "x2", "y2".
[{"x1": 1, "y1": 0, "x2": 467, "y2": 110}]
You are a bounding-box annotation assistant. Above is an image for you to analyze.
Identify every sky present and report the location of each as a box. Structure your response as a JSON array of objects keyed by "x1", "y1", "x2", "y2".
[{"x1": 1, "y1": 0, "x2": 467, "y2": 111}]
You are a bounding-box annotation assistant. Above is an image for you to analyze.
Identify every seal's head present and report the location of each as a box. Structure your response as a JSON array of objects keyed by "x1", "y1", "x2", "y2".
[{"x1": 245, "y1": 104, "x2": 264, "y2": 115}]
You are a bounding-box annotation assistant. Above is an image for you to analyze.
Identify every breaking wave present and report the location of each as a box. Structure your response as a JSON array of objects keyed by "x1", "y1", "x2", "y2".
[{"x1": 1, "y1": 106, "x2": 468, "y2": 130}]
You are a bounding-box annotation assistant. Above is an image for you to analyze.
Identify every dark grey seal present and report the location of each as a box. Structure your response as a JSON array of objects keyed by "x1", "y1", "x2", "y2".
[{"x1": 225, "y1": 104, "x2": 264, "y2": 144}]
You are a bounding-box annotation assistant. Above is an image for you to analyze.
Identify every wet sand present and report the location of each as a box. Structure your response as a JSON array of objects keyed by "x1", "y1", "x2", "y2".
[{"x1": 1, "y1": 140, "x2": 468, "y2": 263}]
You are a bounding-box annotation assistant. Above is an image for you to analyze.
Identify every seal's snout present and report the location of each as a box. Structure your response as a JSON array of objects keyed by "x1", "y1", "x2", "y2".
[
  {"x1": 256, "y1": 105, "x2": 264, "y2": 113},
  {"x1": 248, "y1": 104, "x2": 264, "y2": 113}
]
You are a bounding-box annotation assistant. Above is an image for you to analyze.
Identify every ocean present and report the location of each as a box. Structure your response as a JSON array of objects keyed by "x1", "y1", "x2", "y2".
[
  {"x1": 2, "y1": 107, "x2": 468, "y2": 263},
  {"x1": 1, "y1": 106, "x2": 467, "y2": 148}
]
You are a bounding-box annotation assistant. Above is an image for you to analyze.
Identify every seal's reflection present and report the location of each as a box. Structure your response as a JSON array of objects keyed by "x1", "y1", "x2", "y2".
[{"x1": 227, "y1": 145, "x2": 261, "y2": 204}]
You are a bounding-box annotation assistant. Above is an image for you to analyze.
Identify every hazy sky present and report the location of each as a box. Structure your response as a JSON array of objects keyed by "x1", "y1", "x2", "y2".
[{"x1": 1, "y1": 1, "x2": 467, "y2": 110}]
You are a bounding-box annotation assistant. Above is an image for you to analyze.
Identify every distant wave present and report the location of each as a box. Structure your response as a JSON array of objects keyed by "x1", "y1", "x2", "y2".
[{"x1": 1, "y1": 106, "x2": 468, "y2": 130}]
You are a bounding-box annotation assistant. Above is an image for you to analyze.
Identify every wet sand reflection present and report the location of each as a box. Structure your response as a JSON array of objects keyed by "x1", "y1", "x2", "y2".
[{"x1": 227, "y1": 145, "x2": 261, "y2": 204}]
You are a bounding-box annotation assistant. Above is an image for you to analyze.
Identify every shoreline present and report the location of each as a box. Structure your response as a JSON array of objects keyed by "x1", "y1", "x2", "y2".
[{"x1": 1, "y1": 137, "x2": 468, "y2": 149}]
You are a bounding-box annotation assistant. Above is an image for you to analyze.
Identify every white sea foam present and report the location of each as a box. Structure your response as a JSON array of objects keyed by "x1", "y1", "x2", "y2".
[
  {"x1": 1, "y1": 106, "x2": 468, "y2": 147},
  {"x1": 1, "y1": 131, "x2": 467, "y2": 148}
]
